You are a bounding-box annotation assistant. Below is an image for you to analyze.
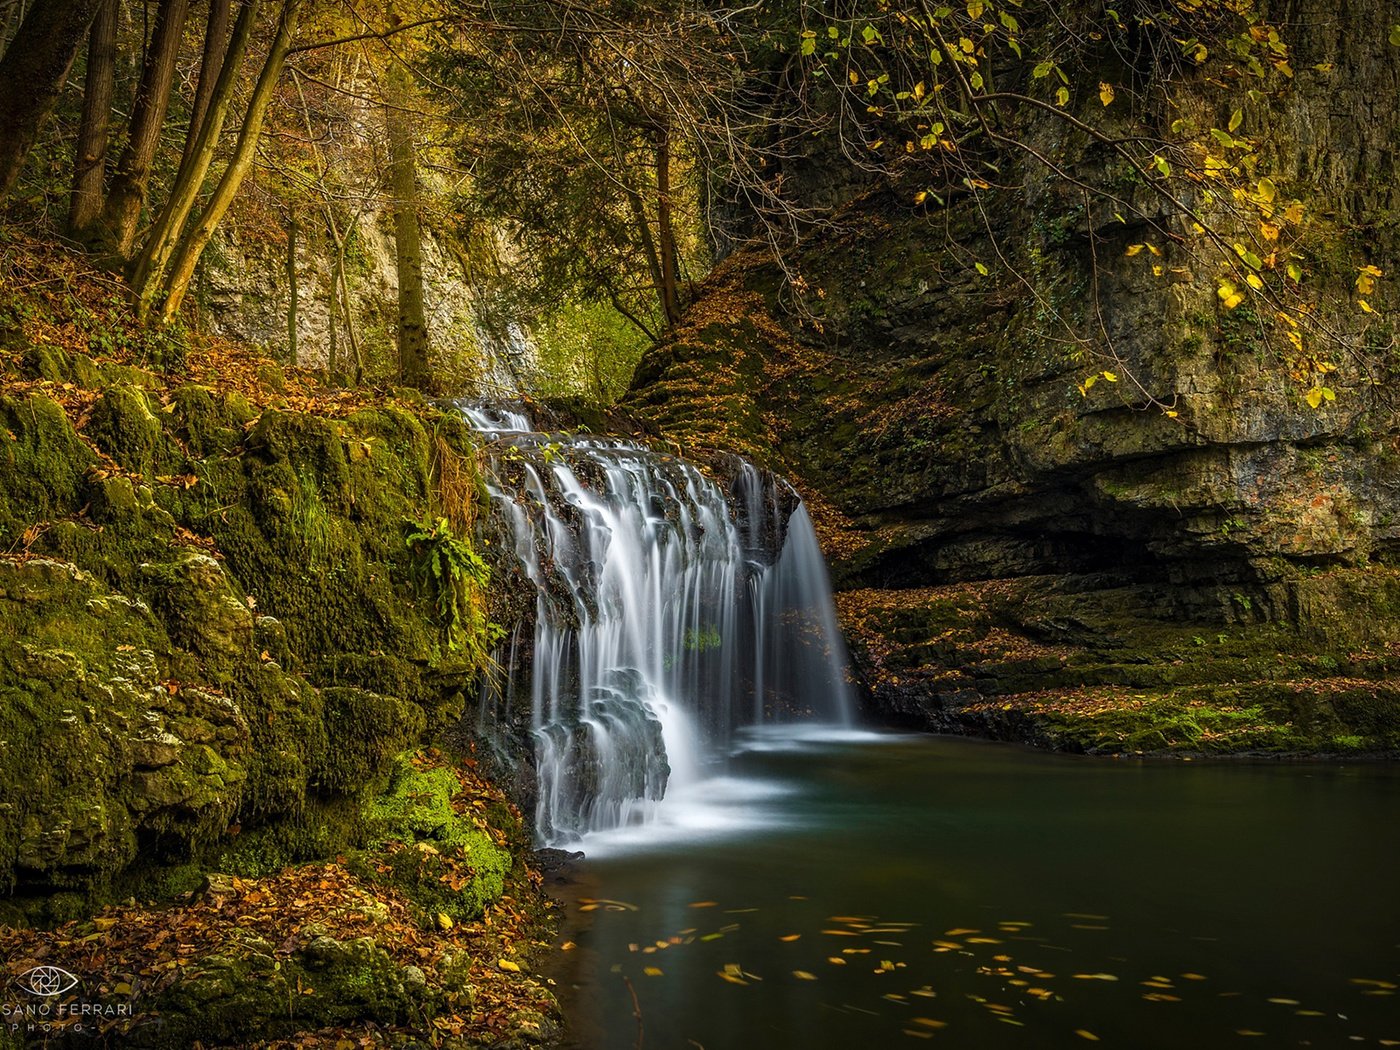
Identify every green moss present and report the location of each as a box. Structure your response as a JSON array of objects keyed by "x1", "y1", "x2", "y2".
[
  {"x1": 84, "y1": 384, "x2": 180, "y2": 477},
  {"x1": 0, "y1": 393, "x2": 94, "y2": 545},
  {"x1": 358, "y1": 753, "x2": 512, "y2": 924}
]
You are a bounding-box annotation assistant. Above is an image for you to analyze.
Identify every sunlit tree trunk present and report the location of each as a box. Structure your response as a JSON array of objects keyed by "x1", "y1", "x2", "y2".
[
  {"x1": 386, "y1": 62, "x2": 430, "y2": 388},
  {"x1": 67, "y1": 0, "x2": 117, "y2": 237},
  {"x1": 97, "y1": 0, "x2": 192, "y2": 258},
  {"x1": 130, "y1": 0, "x2": 260, "y2": 317},
  {"x1": 0, "y1": 0, "x2": 102, "y2": 200},
  {"x1": 158, "y1": 0, "x2": 304, "y2": 322}
]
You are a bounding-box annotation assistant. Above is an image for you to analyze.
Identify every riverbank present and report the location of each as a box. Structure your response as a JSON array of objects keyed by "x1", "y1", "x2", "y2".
[{"x1": 0, "y1": 237, "x2": 561, "y2": 1045}]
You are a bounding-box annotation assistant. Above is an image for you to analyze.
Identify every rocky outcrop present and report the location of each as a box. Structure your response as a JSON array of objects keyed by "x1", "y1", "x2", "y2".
[
  {"x1": 625, "y1": 0, "x2": 1400, "y2": 751},
  {"x1": 0, "y1": 351, "x2": 519, "y2": 923}
]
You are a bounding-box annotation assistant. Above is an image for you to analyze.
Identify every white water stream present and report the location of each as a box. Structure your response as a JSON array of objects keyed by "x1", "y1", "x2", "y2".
[{"x1": 461, "y1": 403, "x2": 855, "y2": 847}]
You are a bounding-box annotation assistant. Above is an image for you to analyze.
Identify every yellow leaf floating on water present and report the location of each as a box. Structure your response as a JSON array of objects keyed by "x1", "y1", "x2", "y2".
[
  {"x1": 643, "y1": 967, "x2": 664, "y2": 977},
  {"x1": 827, "y1": 957, "x2": 847, "y2": 965},
  {"x1": 1266, "y1": 998, "x2": 1299, "y2": 1005},
  {"x1": 1180, "y1": 973, "x2": 1208, "y2": 981},
  {"x1": 1075, "y1": 1032, "x2": 1101, "y2": 1042},
  {"x1": 822, "y1": 929, "x2": 860, "y2": 936},
  {"x1": 945, "y1": 928, "x2": 980, "y2": 936},
  {"x1": 560, "y1": 941, "x2": 576, "y2": 951},
  {"x1": 1295, "y1": 1010, "x2": 1325, "y2": 1016},
  {"x1": 779, "y1": 934, "x2": 802, "y2": 942},
  {"x1": 689, "y1": 901, "x2": 719, "y2": 909},
  {"x1": 911, "y1": 1018, "x2": 948, "y2": 1029},
  {"x1": 1235, "y1": 1031, "x2": 1266, "y2": 1037},
  {"x1": 1072, "y1": 973, "x2": 1119, "y2": 981},
  {"x1": 793, "y1": 970, "x2": 818, "y2": 981},
  {"x1": 1350, "y1": 978, "x2": 1399, "y2": 989}
]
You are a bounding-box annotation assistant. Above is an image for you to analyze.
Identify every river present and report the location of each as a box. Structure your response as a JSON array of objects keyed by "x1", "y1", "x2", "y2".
[{"x1": 548, "y1": 730, "x2": 1400, "y2": 1049}]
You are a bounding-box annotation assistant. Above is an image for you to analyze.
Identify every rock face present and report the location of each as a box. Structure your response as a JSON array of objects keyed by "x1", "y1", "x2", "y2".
[
  {"x1": 203, "y1": 218, "x2": 540, "y2": 392},
  {"x1": 0, "y1": 361, "x2": 515, "y2": 923},
  {"x1": 626, "y1": 0, "x2": 1400, "y2": 751}
]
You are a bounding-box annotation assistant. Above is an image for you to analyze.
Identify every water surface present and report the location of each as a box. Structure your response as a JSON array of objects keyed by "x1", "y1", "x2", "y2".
[{"x1": 549, "y1": 732, "x2": 1400, "y2": 1049}]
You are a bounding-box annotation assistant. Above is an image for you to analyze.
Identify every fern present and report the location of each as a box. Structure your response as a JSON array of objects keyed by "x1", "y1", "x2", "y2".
[{"x1": 402, "y1": 516, "x2": 501, "y2": 671}]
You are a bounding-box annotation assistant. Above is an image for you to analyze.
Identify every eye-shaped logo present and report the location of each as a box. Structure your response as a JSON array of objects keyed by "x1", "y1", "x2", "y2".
[{"x1": 16, "y1": 966, "x2": 80, "y2": 997}]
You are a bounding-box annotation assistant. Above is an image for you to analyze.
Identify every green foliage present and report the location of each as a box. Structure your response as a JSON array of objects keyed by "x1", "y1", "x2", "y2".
[
  {"x1": 362, "y1": 753, "x2": 512, "y2": 924},
  {"x1": 401, "y1": 515, "x2": 500, "y2": 668},
  {"x1": 530, "y1": 298, "x2": 653, "y2": 404}
]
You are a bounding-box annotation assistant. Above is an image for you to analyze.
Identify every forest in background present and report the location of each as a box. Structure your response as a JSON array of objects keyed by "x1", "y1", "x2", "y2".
[{"x1": 5, "y1": 0, "x2": 1390, "y2": 409}]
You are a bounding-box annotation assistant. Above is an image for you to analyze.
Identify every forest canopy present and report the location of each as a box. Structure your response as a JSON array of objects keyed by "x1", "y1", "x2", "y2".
[{"x1": 0, "y1": 0, "x2": 1391, "y2": 404}]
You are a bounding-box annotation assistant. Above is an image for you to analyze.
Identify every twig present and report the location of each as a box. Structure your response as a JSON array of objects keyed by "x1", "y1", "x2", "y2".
[{"x1": 622, "y1": 974, "x2": 644, "y2": 1050}]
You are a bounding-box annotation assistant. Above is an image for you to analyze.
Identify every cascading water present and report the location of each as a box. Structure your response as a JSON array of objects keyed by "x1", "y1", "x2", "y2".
[{"x1": 461, "y1": 402, "x2": 855, "y2": 846}]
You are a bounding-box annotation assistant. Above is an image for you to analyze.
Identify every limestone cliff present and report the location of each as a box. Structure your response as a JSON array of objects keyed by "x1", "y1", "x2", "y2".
[{"x1": 625, "y1": 0, "x2": 1400, "y2": 753}]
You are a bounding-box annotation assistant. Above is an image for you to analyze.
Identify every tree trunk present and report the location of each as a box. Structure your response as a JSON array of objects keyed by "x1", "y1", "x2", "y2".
[
  {"x1": 286, "y1": 217, "x2": 298, "y2": 365},
  {"x1": 386, "y1": 62, "x2": 430, "y2": 389},
  {"x1": 184, "y1": 0, "x2": 231, "y2": 153},
  {"x1": 130, "y1": 0, "x2": 260, "y2": 316},
  {"x1": 158, "y1": 0, "x2": 304, "y2": 322},
  {"x1": 98, "y1": 0, "x2": 192, "y2": 258},
  {"x1": 67, "y1": 0, "x2": 117, "y2": 237},
  {"x1": 655, "y1": 123, "x2": 682, "y2": 327},
  {"x1": 0, "y1": 0, "x2": 103, "y2": 201}
]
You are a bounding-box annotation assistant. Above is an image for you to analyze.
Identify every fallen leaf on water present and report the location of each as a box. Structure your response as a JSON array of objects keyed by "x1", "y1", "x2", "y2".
[
  {"x1": 793, "y1": 970, "x2": 818, "y2": 981},
  {"x1": 827, "y1": 957, "x2": 847, "y2": 965},
  {"x1": 1180, "y1": 973, "x2": 1208, "y2": 981},
  {"x1": 1235, "y1": 1031, "x2": 1266, "y2": 1037},
  {"x1": 945, "y1": 928, "x2": 979, "y2": 936},
  {"x1": 1072, "y1": 973, "x2": 1119, "y2": 981},
  {"x1": 643, "y1": 967, "x2": 663, "y2": 977},
  {"x1": 1075, "y1": 1030, "x2": 1099, "y2": 1041},
  {"x1": 779, "y1": 934, "x2": 801, "y2": 942},
  {"x1": 689, "y1": 901, "x2": 719, "y2": 909},
  {"x1": 911, "y1": 1018, "x2": 947, "y2": 1029},
  {"x1": 1266, "y1": 998, "x2": 1299, "y2": 1005},
  {"x1": 1351, "y1": 979, "x2": 1399, "y2": 989},
  {"x1": 560, "y1": 941, "x2": 576, "y2": 951},
  {"x1": 822, "y1": 929, "x2": 859, "y2": 936},
  {"x1": 1294, "y1": 1010, "x2": 1325, "y2": 1017}
]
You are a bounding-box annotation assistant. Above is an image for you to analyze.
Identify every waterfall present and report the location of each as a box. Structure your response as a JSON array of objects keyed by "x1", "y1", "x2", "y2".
[{"x1": 461, "y1": 402, "x2": 855, "y2": 846}]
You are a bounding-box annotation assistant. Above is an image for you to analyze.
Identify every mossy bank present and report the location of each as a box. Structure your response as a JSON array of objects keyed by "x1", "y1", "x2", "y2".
[{"x1": 0, "y1": 334, "x2": 555, "y2": 1045}]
